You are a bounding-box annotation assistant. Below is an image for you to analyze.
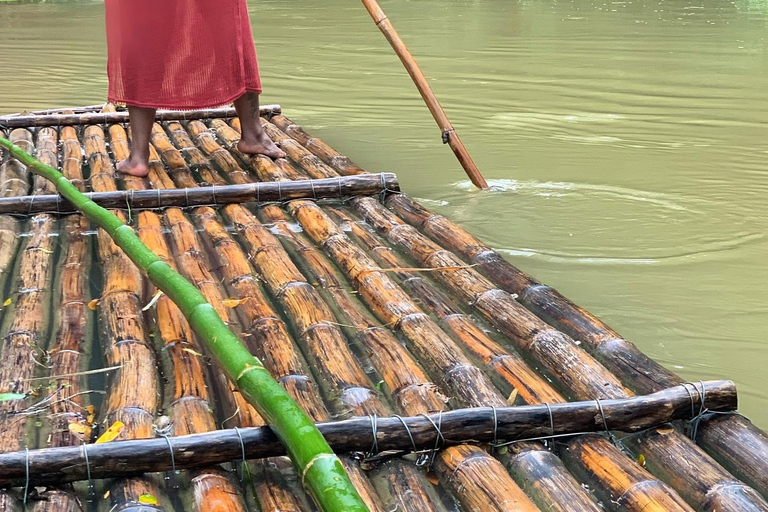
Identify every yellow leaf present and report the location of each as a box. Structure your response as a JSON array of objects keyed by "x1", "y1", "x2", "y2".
[
  {"x1": 507, "y1": 388, "x2": 519, "y2": 405},
  {"x1": 3, "y1": 298, "x2": 11, "y2": 307},
  {"x1": 68, "y1": 422, "x2": 87, "y2": 435},
  {"x1": 86, "y1": 405, "x2": 95, "y2": 425},
  {"x1": 637, "y1": 454, "x2": 646, "y2": 467},
  {"x1": 96, "y1": 421, "x2": 125, "y2": 443},
  {"x1": 222, "y1": 298, "x2": 247, "y2": 308},
  {"x1": 103, "y1": 490, "x2": 110, "y2": 499},
  {"x1": 138, "y1": 494, "x2": 158, "y2": 505},
  {"x1": 87, "y1": 298, "x2": 100, "y2": 311},
  {"x1": 182, "y1": 347, "x2": 203, "y2": 357}
]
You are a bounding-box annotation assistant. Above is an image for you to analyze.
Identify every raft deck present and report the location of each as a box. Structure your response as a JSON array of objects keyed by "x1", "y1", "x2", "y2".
[{"x1": 0, "y1": 105, "x2": 766, "y2": 512}]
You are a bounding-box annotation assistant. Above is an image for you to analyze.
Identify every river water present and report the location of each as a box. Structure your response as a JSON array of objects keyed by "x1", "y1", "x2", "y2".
[{"x1": 1, "y1": 0, "x2": 766, "y2": 425}]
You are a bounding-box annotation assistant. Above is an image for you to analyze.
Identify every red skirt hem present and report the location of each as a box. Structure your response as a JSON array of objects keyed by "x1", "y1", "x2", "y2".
[{"x1": 107, "y1": 87, "x2": 263, "y2": 111}]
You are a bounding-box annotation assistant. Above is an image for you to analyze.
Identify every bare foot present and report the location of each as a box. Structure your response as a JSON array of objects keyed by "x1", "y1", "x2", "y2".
[
  {"x1": 237, "y1": 131, "x2": 286, "y2": 159},
  {"x1": 117, "y1": 154, "x2": 150, "y2": 177}
]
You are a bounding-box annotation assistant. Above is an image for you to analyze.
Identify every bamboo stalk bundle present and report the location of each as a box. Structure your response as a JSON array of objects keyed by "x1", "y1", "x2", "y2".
[
  {"x1": 270, "y1": 115, "x2": 365, "y2": 175},
  {"x1": 30, "y1": 125, "x2": 84, "y2": 512},
  {"x1": 106, "y1": 119, "x2": 253, "y2": 512},
  {"x1": 0, "y1": 174, "x2": 400, "y2": 215},
  {"x1": 0, "y1": 129, "x2": 57, "y2": 511},
  {"x1": 194, "y1": 124, "x2": 526, "y2": 509},
  {"x1": 321, "y1": 207, "x2": 706, "y2": 512},
  {"x1": 148, "y1": 125, "x2": 370, "y2": 512},
  {"x1": 562, "y1": 435, "x2": 694, "y2": 511},
  {"x1": 327, "y1": 206, "x2": 562, "y2": 405},
  {"x1": 351, "y1": 195, "x2": 628, "y2": 400},
  {"x1": 621, "y1": 428, "x2": 768, "y2": 511},
  {"x1": 165, "y1": 122, "x2": 225, "y2": 186},
  {"x1": 0, "y1": 104, "x2": 280, "y2": 129},
  {"x1": 149, "y1": 128, "x2": 389, "y2": 512},
  {"x1": 214, "y1": 203, "x2": 444, "y2": 511},
  {"x1": 226, "y1": 118, "x2": 324, "y2": 181},
  {"x1": 46, "y1": 123, "x2": 91, "y2": 452},
  {"x1": 186, "y1": 120, "x2": 252, "y2": 184},
  {"x1": 83, "y1": 123, "x2": 169, "y2": 511},
  {"x1": 258, "y1": 203, "x2": 594, "y2": 512},
  {"x1": 2, "y1": 130, "x2": 374, "y2": 511},
  {"x1": 265, "y1": 117, "x2": 768, "y2": 511},
  {"x1": 0, "y1": 381, "x2": 736, "y2": 488}
]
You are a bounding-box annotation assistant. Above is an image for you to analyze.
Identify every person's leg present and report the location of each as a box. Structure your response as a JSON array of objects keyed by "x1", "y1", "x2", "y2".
[
  {"x1": 233, "y1": 91, "x2": 286, "y2": 159},
  {"x1": 117, "y1": 105, "x2": 155, "y2": 177}
]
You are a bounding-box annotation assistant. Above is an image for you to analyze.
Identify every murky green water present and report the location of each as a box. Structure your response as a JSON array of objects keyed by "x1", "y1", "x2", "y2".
[{"x1": 1, "y1": 0, "x2": 766, "y2": 425}]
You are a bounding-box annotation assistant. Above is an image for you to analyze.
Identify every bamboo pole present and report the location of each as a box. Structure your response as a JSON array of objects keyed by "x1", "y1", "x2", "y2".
[
  {"x1": 0, "y1": 174, "x2": 400, "y2": 215},
  {"x1": 0, "y1": 128, "x2": 58, "y2": 511},
  {"x1": 0, "y1": 129, "x2": 32, "y2": 302},
  {"x1": 266, "y1": 116, "x2": 768, "y2": 511},
  {"x1": 106, "y1": 118, "x2": 254, "y2": 512},
  {"x1": 358, "y1": 0, "x2": 489, "y2": 189},
  {"x1": 149, "y1": 123, "x2": 382, "y2": 512},
  {"x1": 32, "y1": 124, "x2": 88, "y2": 512},
  {"x1": 0, "y1": 104, "x2": 280, "y2": 129},
  {"x1": 0, "y1": 139, "x2": 371, "y2": 512},
  {"x1": 0, "y1": 381, "x2": 737, "y2": 488}
]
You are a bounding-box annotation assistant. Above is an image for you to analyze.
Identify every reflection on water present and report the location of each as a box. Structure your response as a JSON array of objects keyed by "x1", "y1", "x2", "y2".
[{"x1": 1, "y1": 0, "x2": 767, "y2": 424}]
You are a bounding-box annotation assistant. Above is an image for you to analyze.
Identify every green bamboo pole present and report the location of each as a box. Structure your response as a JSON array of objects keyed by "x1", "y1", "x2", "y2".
[{"x1": 0, "y1": 137, "x2": 370, "y2": 512}]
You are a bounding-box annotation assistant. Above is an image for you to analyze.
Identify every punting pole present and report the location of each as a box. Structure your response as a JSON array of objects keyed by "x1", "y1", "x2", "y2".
[{"x1": 359, "y1": 0, "x2": 490, "y2": 189}]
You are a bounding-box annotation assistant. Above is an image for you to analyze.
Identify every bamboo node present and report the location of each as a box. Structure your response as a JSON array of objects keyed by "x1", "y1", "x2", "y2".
[{"x1": 301, "y1": 453, "x2": 340, "y2": 486}]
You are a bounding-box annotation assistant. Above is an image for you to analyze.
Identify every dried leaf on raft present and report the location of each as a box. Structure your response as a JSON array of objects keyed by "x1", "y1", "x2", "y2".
[
  {"x1": 95, "y1": 421, "x2": 125, "y2": 443},
  {"x1": 222, "y1": 297, "x2": 248, "y2": 308}
]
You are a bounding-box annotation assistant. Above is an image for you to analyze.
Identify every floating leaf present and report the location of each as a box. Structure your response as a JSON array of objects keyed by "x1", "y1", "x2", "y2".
[
  {"x1": 426, "y1": 469, "x2": 439, "y2": 486},
  {"x1": 68, "y1": 422, "x2": 88, "y2": 435},
  {"x1": 40, "y1": 248, "x2": 54, "y2": 254},
  {"x1": 103, "y1": 490, "x2": 110, "y2": 499},
  {"x1": 138, "y1": 493, "x2": 158, "y2": 505},
  {"x1": 182, "y1": 347, "x2": 203, "y2": 357},
  {"x1": 3, "y1": 298, "x2": 11, "y2": 307},
  {"x1": 86, "y1": 405, "x2": 95, "y2": 425},
  {"x1": 0, "y1": 392, "x2": 25, "y2": 402},
  {"x1": 87, "y1": 298, "x2": 100, "y2": 311},
  {"x1": 637, "y1": 454, "x2": 646, "y2": 467},
  {"x1": 222, "y1": 298, "x2": 247, "y2": 308},
  {"x1": 96, "y1": 421, "x2": 124, "y2": 443},
  {"x1": 507, "y1": 388, "x2": 519, "y2": 405}
]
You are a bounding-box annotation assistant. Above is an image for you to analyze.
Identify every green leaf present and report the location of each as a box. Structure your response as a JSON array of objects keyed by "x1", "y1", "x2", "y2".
[{"x1": 0, "y1": 392, "x2": 26, "y2": 402}]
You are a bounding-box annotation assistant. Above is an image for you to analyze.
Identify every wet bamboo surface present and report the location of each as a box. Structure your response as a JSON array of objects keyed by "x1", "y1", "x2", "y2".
[{"x1": 0, "y1": 107, "x2": 765, "y2": 512}]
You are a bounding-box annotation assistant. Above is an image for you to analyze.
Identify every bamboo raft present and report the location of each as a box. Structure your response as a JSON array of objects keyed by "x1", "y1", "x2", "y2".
[{"x1": 0, "y1": 105, "x2": 767, "y2": 512}]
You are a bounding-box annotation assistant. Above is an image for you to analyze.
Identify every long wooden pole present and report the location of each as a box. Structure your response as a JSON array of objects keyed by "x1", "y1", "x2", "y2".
[
  {"x1": 359, "y1": 0, "x2": 489, "y2": 189},
  {"x1": 0, "y1": 137, "x2": 371, "y2": 512},
  {"x1": 0, "y1": 381, "x2": 736, "y2": 489},
  {"x1": 0, "y1": 173, "x2": 399, "y2": 215}
]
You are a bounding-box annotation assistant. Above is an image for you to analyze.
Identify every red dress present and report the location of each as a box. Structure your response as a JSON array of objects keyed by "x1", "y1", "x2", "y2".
[{"x1": 105, "y1": 0, "x2": 262, "y2": 110}]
